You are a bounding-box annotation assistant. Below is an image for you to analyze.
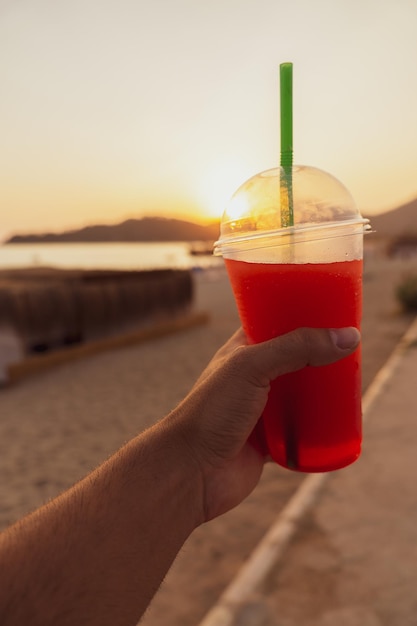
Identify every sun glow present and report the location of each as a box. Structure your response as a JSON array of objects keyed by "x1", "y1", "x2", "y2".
[{"x1": 196, "y1": 160, "x2": 253, "y2": 222}]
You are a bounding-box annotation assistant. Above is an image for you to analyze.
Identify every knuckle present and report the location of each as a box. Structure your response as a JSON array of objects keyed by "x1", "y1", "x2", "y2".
[
  {"x1": 224, "y1": 344, "x2": 266, "y2": 386},
  {"x1": 282, "y1": 327, "x2": 308, "y2": 354},
  {"x1": 226, "y1": 344, "x2": 249, "y2": 371},
  {"x1": 282, "y1": 327, "x2": 317, "y2": 369},
  {"x1": 294, "y1": 326, "x2": 314, "y2": 346}
]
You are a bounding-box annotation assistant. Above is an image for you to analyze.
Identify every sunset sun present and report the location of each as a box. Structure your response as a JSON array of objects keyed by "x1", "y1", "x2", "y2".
[{"x1": 196, "y1": 160, "x2": 252, "y2": 222}]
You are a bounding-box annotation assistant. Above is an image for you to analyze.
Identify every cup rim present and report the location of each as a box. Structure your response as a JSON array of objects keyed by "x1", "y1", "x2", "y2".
[{"x1": 213, "y1": 217, "x2": 371, "y2": 256}]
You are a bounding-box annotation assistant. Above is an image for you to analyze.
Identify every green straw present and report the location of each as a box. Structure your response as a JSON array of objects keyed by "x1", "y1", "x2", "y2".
[
  {"x1": 280, "y1": 63, "x2": 298, "y2": 468},
  {"x1": 280, "y1": 62, "x2": 294, "y2": 227}
]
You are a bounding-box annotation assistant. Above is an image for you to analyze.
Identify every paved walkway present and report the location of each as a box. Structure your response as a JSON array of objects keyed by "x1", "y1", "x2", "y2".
[{"x1": 199, "y1": 316, "x2": 417, "y2": 626}]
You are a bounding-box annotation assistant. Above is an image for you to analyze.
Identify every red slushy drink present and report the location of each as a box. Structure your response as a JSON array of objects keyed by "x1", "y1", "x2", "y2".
[
  {"x1": 214, "y1": 165, "x2": 370, "y2": 473},
  {"x1": 225, "y1": 257, "x2": 362, "y2": 472}
]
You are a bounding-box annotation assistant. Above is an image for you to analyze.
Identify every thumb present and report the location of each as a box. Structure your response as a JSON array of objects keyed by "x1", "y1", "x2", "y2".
[{"x1": 240, "y1": 327, "x2": 360, "y2": 386}]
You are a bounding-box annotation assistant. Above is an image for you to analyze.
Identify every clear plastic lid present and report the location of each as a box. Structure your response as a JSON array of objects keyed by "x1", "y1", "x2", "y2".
[{"x1": 214, "y1": 165, "x2": 370, "y2": 256}]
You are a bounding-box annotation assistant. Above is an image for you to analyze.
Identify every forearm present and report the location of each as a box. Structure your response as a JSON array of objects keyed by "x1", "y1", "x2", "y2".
[{"x1": 0, "y1": 418, "x2": 202, "y2": 626}]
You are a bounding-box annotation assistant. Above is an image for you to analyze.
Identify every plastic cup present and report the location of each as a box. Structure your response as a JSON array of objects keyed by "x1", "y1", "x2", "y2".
[{"x1": 214, "y1": 165, "x2": 370, "y2": 473}]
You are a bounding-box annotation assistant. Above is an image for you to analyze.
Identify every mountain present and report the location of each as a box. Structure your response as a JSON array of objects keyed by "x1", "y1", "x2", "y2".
[
  {"x1": 364, "y1": 197, "x2": 417, "y2": 238},
  {"x1": 7, "y1": 198, "x2": 416, "y2": 244},
  {"x1": 6, "y1": 217, "x2": 221, "y2": 244}
]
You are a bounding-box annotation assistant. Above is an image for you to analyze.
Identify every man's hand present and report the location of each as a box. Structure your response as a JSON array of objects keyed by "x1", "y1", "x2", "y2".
[{"x1": 171, "y1": 326, "x2": 360, "y2": 522}]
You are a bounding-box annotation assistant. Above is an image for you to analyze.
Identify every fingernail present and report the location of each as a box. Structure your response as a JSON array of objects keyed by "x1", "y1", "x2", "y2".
[{"x1": 330, "y1": 327, "x2": 361, "y2": 350}]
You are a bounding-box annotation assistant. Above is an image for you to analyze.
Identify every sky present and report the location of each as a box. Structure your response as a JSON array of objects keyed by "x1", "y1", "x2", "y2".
[{"x1": 1, "y1": 0, "x2": 417, "y2": 241}]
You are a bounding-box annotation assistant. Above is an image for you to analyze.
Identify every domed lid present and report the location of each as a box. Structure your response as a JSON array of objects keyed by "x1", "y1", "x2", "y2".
[{"x1": 215, "y1": 165, "x2": 369, "y2": 254}]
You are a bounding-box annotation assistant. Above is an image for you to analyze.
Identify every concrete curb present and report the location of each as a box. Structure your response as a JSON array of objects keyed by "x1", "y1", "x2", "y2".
[{"x1": 197, "y1": 315, "x2": 417, "y2": 626}]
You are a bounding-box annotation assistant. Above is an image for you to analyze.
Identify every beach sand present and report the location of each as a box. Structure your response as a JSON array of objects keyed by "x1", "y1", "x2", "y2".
[{"x1": 0, "y1": 256, "x2": 414, "y2": 625}]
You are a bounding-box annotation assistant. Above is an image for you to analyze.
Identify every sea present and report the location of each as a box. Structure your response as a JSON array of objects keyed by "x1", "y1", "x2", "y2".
[{"x1": 0, "y1": 242, "x2": 223, "y2": 272}]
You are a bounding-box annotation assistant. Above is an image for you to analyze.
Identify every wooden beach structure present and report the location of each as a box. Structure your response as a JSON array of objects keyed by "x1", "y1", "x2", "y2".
[{"x1": 0, "y1": 268, "x2": 207, "y2": 384}]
